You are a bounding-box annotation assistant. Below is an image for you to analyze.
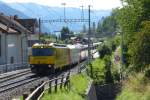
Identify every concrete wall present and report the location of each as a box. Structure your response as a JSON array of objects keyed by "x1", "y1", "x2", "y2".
[{"x1": 86, "y1": 81, "x2": 97, "y2": 100}]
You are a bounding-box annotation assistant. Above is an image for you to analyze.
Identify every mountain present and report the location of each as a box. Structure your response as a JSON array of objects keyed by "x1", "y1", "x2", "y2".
[
  {"x1": 0, "y1": 1, "x2": 28, "y2": 18},
  {"x1": 1, "y1": 2, "x2": 111, "y2": 32}
]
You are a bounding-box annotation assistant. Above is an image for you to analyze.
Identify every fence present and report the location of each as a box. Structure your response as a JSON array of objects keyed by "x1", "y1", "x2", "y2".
[
  {"x1": 24, "y1": 73, "x2": 70, "y2": 100},
  {"x1": 0, "y1": 62, "x2": 29, "y2": 74}
]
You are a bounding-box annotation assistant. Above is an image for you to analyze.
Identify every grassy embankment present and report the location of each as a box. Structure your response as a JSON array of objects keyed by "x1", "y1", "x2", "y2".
[
  {"x1": 116, "y1": 73, "x2": 150, "y2": 100},
  {"x1": 41, "y1": 73, "x2": 90, "y2": 100}
]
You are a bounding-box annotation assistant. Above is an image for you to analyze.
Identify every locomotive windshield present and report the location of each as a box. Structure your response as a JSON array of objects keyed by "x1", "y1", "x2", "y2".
[{"x1": 32, "y1": 48, "x2": 54, "y2": 56}]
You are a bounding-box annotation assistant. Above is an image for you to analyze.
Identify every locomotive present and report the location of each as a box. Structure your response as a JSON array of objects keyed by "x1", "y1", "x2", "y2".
[{"x1": 29, "y1": 43, "x2": 88, "y2": 74}]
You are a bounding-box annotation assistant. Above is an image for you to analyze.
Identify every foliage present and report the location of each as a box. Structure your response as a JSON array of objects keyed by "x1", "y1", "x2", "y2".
[
  {"x1": 115, "y1": 0, "x2": 150, "y2": 72},
  {"x1": 98, "y1": 44, "x2": 112, "y2": 58},
  {"x1": 98, "y1": 35, "x2": 121, "y2": 58},
  {"x1": 116, "y1": 73, "x2": 150, "y2": 100},
  {"x1": 71, "y1": 74, "x2": 89, "y2": 95},
  {"x1": 88, "y1": 55, "x2": 116, "y2": 84},
  {"x1": 113, "y1": 35, "x2": 121, "y2": 47},
  {"x1": 40, "y1": 33, "x2": 58, "y2": 43},
  {"x1": 91, "y1": 22, "x2": 96, "y2": 34},
  {"x1": 96, "y1": 11, "x2": 118, "y2": 37},
  {"x1": 104, "y1": 55, "x2": 114, "y2": 84},
  {"x1": 88, "y1": 59, "x2": 105, "y2": 84},
  {"x1": 116, "y1": 0, "x2": 144, "y2": 43},
  {"x1": 145, "y1": 68, "x2": 150, "y2": 79},
  {"x1": 61, "y1": 26, "x2": 74, "y2": 41},
  {"x1": 128, "y1": 21, "x2": 150, "y2": 71}
]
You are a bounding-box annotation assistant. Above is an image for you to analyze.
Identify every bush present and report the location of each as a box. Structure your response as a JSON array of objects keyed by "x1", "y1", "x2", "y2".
[
  {"x1": 145, "y1": 68, "x2": 150, "y2": 79},
  {"x1": 98, "y1": 44, "x2": 112, "y2": 58}
]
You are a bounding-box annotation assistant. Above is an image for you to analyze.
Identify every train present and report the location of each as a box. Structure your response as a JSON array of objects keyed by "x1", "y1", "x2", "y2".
[{"x1": 29, "y1": 43, "x2": 100, "y2": 74}]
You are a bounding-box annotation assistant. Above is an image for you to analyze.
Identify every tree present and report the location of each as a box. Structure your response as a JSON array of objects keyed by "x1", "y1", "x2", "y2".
[
  {"x1": 128, "y1": 21, "x2": 150, "y2": 71},
  {"x1": 92, "y1": 22, "x2": 96, "y2": 34},
  {"x1": 82, "y1": 24, "x2": 87, "y2": 33},
  {"x1": 96, "y1": 11, "x2": 118, "y2": 37},
  {"x1": 116, "y1": 0, "x2": 150, "y2": 71},
  {"x1": 61, "y1": 27, "x2": 70, "y2": 40},
  {"x1": 98, "y1": 44, "x2": 112, "y2": 59}
]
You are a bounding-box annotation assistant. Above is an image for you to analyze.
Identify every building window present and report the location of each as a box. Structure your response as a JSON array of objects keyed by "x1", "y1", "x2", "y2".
[{"x1": 10, "y1": 56, "x2": 14, "y2": 64}]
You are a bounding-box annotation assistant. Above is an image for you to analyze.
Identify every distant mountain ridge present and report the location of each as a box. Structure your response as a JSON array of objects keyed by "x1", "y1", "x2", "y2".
[
  {"x1": 0, "y1": 1, "x2": 28, "y2": 18},
  {"x1": 0, "y1": 1, "x2": 111, "y2": 32}
]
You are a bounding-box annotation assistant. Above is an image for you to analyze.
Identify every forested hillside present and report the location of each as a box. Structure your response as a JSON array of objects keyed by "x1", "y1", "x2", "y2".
[
  {"x1": 94, "y1": 0, "x2": 150, "y2": 99},
  {"x1": 115, "y1": 0, "x2": 150, "y2": 99}
]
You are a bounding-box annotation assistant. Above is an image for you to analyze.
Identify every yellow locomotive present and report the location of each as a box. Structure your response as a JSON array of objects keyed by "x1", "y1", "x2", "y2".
[{"x1": 29, "y1": 43, "x2": 82, "y2": 74}]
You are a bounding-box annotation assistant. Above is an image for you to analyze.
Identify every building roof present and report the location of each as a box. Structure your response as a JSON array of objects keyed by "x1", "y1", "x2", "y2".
[
  {"x1": 0, "y1": 14, "x2": 31, "y2": 34},
  {"x1": 0, "y1": 23, "x2": 17, "y2": 33},
  {"x1": 16, "y1": 19, "x2": 38, "y2": 33}
]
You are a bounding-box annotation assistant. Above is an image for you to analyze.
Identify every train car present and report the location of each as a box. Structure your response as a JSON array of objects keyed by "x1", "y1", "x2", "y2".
[
  {"x1": 54, "y1": 45, "x2": 70, "y2": 70},
  {"x1": 67, "y1": 45, "x2": 80, "y2": 65}
]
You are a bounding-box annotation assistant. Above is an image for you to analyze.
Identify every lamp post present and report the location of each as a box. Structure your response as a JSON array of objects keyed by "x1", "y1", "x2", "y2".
[
  {"x1": 80, "y1": 5, "x2": 84, "y2": 20},
  {"x1": 61, "y1": 3, "x2": 66, "y2": 21}
]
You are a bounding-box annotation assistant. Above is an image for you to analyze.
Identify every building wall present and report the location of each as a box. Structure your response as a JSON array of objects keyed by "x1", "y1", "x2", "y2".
[
  {"x1": 0, "y1": 32, "x2": 7, "y2": 65},
  {"x1": 0, "y1": 33, "x2": 28, "y2": 65},
  {"x1": 7, "y1": 34, "x2": 21, "y2": 64},
  {"x1": 21, "y1": 33, "x2": 28, "y2": 63}
]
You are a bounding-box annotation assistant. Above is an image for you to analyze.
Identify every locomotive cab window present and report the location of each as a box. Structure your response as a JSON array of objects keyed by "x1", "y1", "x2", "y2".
[{"x1": 32, "y1": 48, "x2": 54, "y2": 56}]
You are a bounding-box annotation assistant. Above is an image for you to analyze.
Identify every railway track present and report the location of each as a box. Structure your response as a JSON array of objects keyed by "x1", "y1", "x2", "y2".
[
  {"x1": 0, "y1": 61, "x2": 88, "y2": 100},
  {"x1": 0, "y1": 74, "x2": 40, "y2": 93},
  {"x1": 0, "y1": 69, "x2": 31, "y2": 84}
]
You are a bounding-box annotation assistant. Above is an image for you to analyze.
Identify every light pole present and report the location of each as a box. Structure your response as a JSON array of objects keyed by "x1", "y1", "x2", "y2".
[
  {"x1": 61, "y1": 3, "x2": 66, "y2": 21},
  {"x1": 80, "y1": 5, "x2": 84, "y2": 20}
]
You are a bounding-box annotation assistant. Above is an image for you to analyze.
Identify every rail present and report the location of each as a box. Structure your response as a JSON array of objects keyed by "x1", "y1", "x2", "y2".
[
  {"x1": 0, "y1": 62, "x2": 28, "y2": 74},
  {"x1": 24, "y1": 73, "x2": 70, "y2": 100}
]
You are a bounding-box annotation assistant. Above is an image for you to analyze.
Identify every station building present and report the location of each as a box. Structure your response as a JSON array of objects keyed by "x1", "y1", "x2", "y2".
[{"x1": 0, "y1": 14, "x2": 31, "y2": 73}]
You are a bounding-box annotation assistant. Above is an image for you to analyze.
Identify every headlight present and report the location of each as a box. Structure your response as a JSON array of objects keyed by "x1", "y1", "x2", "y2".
[{"x1": 48, "y1": 65, "x2": 51, "y2": 67}]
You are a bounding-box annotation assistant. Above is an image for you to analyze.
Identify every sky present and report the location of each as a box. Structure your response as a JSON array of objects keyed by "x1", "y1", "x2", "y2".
[{"x1": 1, "y1": 0, "x2": 122, "y2": 10}]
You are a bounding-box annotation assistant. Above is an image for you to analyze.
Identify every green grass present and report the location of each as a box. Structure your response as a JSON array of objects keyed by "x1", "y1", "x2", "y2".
[
  {"x1": 88, "y1": 58, "x2": 105, "y2": 84},
  {"x1": 91, "y1": 58, "x2": 105, "y2": 71},
  {"x1": 41, "y1": 73, "x2": 90, "y2": 100},
  {"x1": 116, "y1": 73, "x2": 150, "y2": 100}
]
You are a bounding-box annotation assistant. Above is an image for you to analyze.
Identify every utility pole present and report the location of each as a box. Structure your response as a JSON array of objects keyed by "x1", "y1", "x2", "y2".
[
  {"x1": 88, "y1": 5, "x2": 91, "y2": 64},
  {"x1": 88, "y1": 5, "x2": 93, "y2": 78},
  {"x1": 39, "y1": 18, "x2": 41, "y2": 41}
]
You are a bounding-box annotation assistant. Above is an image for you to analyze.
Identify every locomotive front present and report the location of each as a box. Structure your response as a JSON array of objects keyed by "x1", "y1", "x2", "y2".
[{"x1": 29, "y1": 44, "x2": 55, "y2": 73}]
